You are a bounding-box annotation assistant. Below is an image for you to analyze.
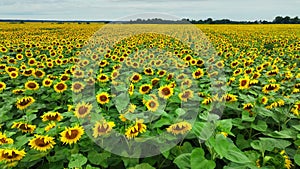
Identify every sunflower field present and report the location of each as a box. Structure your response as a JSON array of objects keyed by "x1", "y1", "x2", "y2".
[{"x1": 0, "y1": 22, "x2": 300, "y2": 169}]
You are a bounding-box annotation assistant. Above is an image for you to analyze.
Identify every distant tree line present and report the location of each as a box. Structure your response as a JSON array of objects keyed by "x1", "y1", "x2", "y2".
[
  {"x1": 188, "y1": 16, "x2": 300, "y2": 24},
  {"x1": 1, "y1": 16, "x2": 299, "y2": 24}
]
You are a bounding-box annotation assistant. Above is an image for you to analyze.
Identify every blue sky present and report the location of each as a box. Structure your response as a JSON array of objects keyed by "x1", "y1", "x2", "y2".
[{"x1": 0, "y1": 0, "x2": 299, "y2": 21}]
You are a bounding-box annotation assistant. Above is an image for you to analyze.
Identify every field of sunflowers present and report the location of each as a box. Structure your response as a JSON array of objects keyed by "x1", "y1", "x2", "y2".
[{"x1": 0, "y1": 22, "x2": 300, "y2": 169}]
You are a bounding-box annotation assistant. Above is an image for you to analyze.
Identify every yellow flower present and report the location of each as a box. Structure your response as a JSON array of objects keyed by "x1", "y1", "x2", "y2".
[
  {"x1": 0, "y1": 148, "x2": 26, "y2": 163},
  {"x1": 262, "y1": 84, "x2": 280, "y2": 93},
  {"x1": 158, "y1": 85, "x2": 174, "y2": 99},
  {"x1": 225, "y1": 94, "x2": 238, "y2": 102},
  {"x1": 131, "y1": 73, "x2": 142, "y2": 83},
  {"x1": 145, "y1": 99, "x2": 159, "y2": 112},
  {"x1": 166, "y1": 121, "x2": 192, "y2": 135},
  {"x1": 93, "y1": 120, "x2": 115, "y2": 138},
  {"x1": 11, "y1": 122, "x2": 36, "y2": 133},
  {"x1": 96, "y1": 92, "x2": 110, "y2": 105},
  {"x1": 139, "y1": 84, "x2": 152, "y2": 94},
  {"x1": 45, "y1": 121, "x2": 56, "y2": 132},
  {"x1": 25, "y1": 80, "x2": 39, "y2": 90},
  {"x1": 0, "y1": 81, "x2": 6, "y2": 92},
  {"x1": 41, "y1": 112, "x2": 63, "y2": 122},
  {"x1": 16, "y1": 96, "x2": 35, "y2": 110},
  {"x1": 0, "y1": 132, "x2": 14, "y2": 145},
  {"x1": 71, "y1": 81, "x2": 85, "y2": 93},
  {"x1": 239, "y1": 76, "x2": 250, "y2": 90},
  {"x1": 60, "y1": 125, "x2": 84, "y2": 145},
  {"x1": 192, "y1": 68, "x2": 204, "y2": 79},
  {"x1": 125, "y1": 119, "x2": 147, "y2": 139},
  {"x1": 178, "y1": 89, "x2": 194, "y2": 102},
  {"x1": 74, "y1": 102, "x2": 92, "y2": 118},
  {"x1": 54, "y1": 81, "x2": 68, "y2": 93},
  {"x1": 42, "y1": 78, "x2": 53, "y2": 87},
  {"x1": 28, "y1": 135, "x2": 55, "y2": 151}
]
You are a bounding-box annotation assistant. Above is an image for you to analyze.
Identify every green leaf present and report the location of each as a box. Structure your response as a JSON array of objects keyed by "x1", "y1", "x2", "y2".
[
  {"x1": 213, "y1": 134, "x2": 251, "y2": 164},
  {"x1": 128, "y1": 163, "x2": 155, "y2": 169},
  {"x1": 175, "y1": 108, "x2": 186, "y2": 117},
  {"x1": 88, "y1": 150, "x2": 111, "y2": 167},
  {"x1": 191, "y1": 148, "x2": 216, "y2": 169},
  {"x1": 251, "y1": 120, "x2": 267, "y2": 132},
  {"x1": 242, "y1": 111, "x2": 255, "y2": 122},
  {"x1": 152, "y1": 118, "x2": 170, "y2": 128},
  {"x1": 86, "y1": 164, "x2": 100, "y2": 169},
  {"x1": 173, "y1": 153, "x2": 191, "y2": 169},
  {"x1": 115, "y1": 93, "x2": 130, "y2": 113},
  {"x1": 192, "y1": 122, "x2": 214, "y2": 140},
  {"x1": 68, "y1": 153, "x2": 87, "y2": 168},
  {"x1": 122, "y1": 157, "x2": 139, "y2": 168},
  {"x1": 294, "y1": 154, "x2": 300, "y2": 166}
]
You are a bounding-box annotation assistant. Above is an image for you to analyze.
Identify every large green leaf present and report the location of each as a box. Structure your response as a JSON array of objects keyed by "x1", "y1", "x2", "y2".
[
  {"x1": 191, "y1": 148, "x2": 216, "y2": 169},
  {"x1": 128, "y1": 163, "x2": 155, "y2": 169},
  {"x1": 88, "y1": 150, "x2": 111, "y2": 168},
  {"x1": 173, "y1": 153, "x2": 191, "y2": 169},
  {"x1": 68, "y1": 153, "x2": 87, "y2": 168}
]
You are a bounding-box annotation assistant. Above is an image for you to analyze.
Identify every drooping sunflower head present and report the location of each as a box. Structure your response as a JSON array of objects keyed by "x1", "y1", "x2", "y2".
[
  {"x1": 28, "y1": 135, "x2": 55, "y2": 152},
  {"x1": 166, "y1": 121, "x2": 192, "y2": 135},
  {"x1": 41, "y1": 112, "x2": 63, "y2": 122},
  {"x1": 262, "y1": 84, "x2": 280, "y2": 93},
  {"x1": 16, "y1": 96, "x2": 35, "y2": 110},
  {"x1": 0, "y1": 82, "x2": 6, "y2": 92},
  {"x1": 0, "y1": 132, "x2": 14, "y2": 145},
  {"x1": 74, "y1": 102, "x2": 92, "y2": 118},
  {"x1": 93, "y1": 120, "x2": 115, "y2": 138},
  {"x1": 60, "y1": 125, "x2": 84, "y2": 145},
  {"x1": 0, "y1": 148, "x2": 26, "y2": 163},
  {"x1": 243, "y1": 103, "x2": 254, "y2": 111},
  {"x1": 225, "y1": 94, "x2": 238, "y2": 102},
  {"x1": 11, "y1": 122, "x2": 36, "y2": 133},
  {"x1": 125, "y1": 119, "x2": 147, "y2": 139}
]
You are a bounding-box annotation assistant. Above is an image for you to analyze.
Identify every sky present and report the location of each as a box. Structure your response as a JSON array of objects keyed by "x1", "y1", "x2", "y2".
[{"x1": 0, "y1": 0, "x2": 299, "y2": 21}]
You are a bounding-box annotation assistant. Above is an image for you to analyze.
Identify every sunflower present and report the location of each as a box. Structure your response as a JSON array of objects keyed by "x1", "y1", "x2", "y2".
[
  {"x1": 0, "y1": 148, "x2": 26, "y2": 163},
  {"x1": 139, "y1": 84, "x2": 152, "y2": 94},
  {"x1": 11, "y1": 122, "x2": 36, "y2": 133},
  {"x1": 97, "y1": 74, "x2": 109, "y2": 83},
  {"x1": 145, "y1": 99, "x2": 159, "y2": 112},
  {"x1": 225, "y1": 94, "x2": 238, "y2": 102},
  {"x1": 215, "y1": 61, "x2": 224, "y2": 68},
  {"x1": 233, "y1": 68, "x2": 243, "y2": 76},
  {"x1": 28, "y1": 135, "x2": 55, "y2": 151},
  {"x1": 71, "y1": 81, "x2": 85, "y2": 93},
  {"x1": 45, "y1": 121, "x2": 56, "y2": 132},
  {"x1": 158, "y1": 85, "x2": 174, "y2": 99},
  {"x1": 93, "y1": 120, "x2": 115, "y2": 138},
  {"x1": 243, "y1": 103, "x2": 254, "y2": 111},
  {"x1": 151, "y1": 78, "x2": 160, "y2": 86},
  {"x1": 22, "y1": 68, "x2": 35, "y2": 76},
  {"x1": 0, "y1": 132, "x2": 14, "y2": 145},
  {"x1": 291, "y1": 102, "x2": 300, "y2": 116},
  {"x1": 262, "y1": 84, "x2": 280, "y2": 93},
  {"x1": 178, "y1": 89, "x2": 194, "y2": 102},
  {"x1": 111, "y1": 70, "x2": 119, "y2": 79},
  {"x1": 96, "y1": 92, "x2": 110, "y2": 104},
  {"x1": 166, "y1": 121, "x2": 192, "y2": 135},
  {"x1": 33, "y1": 69, "x2": 45, "y2": 78},
  {"x1": 16, "y1": 96, "x2": 35, "y2": 110},
  {"x1": 41, "y1": 112, "x2": 63, "y2": 122},
  {"x1": 60, "y1": 125, "x2": 84, "y2": 145},
  {"x1": 144, "y1": 67, "x2": 154, "y2": 75},
  {"x1": 73, "y1": 69, "x2": 84, "y2": 78},
  {"x1": 239, "y1": 76, "x2": 250, "y2": 90},
  {"x1": 119, "y1": 114, "x2": 128, "y2": 122},
  {"x1": 230, "y1": 60, "x2": 239, "y2": 68},
  {"x1": 54, "y1": 82, "x2": 68, "y2": 93},
  {"x1": 157, "y1": 70, "x2": 166, "y2": 77},
  {"x1": 202, "y1": 97, "x2": 212, "y2": 105},
  {"x1": 261, "y1": 96, "x2": 268, "y2": 105},
  {"x1": 42, "y1": 78, "x2": 53, "y2": 87},
  {"x1": 24, "y1": 80, "x2": 39, "y2": 91},
  {"x1": 192, "y1": 68, "x2": 204, "y2": 79},
  {"x1": 128, "y1": 83, "x2": 134, "y2": 96},
  {"x1": 125, "y1": 119, "x2": 147, "y2": 139},
  {"x1": 9, "y1": 71, "x2": 18, "y2": 79},
  {"x1": 60, "y1": 74, "x2": 70, "y2": 81},
  {"x1": 0, "y1": 82, "x2": 6, "y2": 92},
  {"x1": 74, "y1": 102, "x2": 92, "y2": 118},
  {"x1": 131, "y1": 73, "x2": 142, "y2": 83}
]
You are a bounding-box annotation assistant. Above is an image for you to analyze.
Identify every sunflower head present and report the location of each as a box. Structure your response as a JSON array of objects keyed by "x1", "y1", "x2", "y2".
[
  {"x1": 74, "y1": 102, "x2": 93, "y2": 118},
  {"x1": 41, "y1": 112, "x2": 63, "y2": 122},
  {"x1": 28, "y1": 135, "x2": 55, "y2": 151},
  {"x1": 166, "y1": 121, "x2": 192, "y2": 135},
  {"x1": 0, "y1": 148, "x2": 26, "y2": 163},
  {"x1": 60, "y1": 125, "x2": 84, "y2": 145},
  {"x1": 93, "y1": 120, "x2": 115, "y2": 138}
]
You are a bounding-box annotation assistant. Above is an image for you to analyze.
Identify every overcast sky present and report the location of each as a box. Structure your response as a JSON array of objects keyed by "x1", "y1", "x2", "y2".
[{"x1": 0, "y1": 0, "x2": 299, "y2": 21}]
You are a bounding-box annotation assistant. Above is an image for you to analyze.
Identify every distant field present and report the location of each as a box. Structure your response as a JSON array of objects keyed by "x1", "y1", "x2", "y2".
[{"x1": 0, "y1": 23, "x2": 299, "y2": 168}]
